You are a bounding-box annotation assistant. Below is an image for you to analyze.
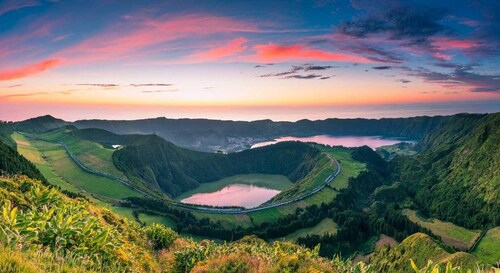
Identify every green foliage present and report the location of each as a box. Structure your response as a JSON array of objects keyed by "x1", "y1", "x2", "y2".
[
  {"x1": 0, "y1": 176, "x2": 162, "y2": 272},
  {"x1": 410, "y1": 259, "x2": 487, "y2": 273},
  {"x1": 143, "y1": 223, "x2": 177, "y2": 250},
  {"x1": 369, "y1": 233, "x2": 491, "y2": 273},
  {"x1": 390, "y1": 113, "x2": 500, "y2": 228},
  {"x1": 0, "y1": 188, "x2": 120, "y2": 265},
  {"x1": 0, "y1": 140, "x2": 46, "y2": 182}
]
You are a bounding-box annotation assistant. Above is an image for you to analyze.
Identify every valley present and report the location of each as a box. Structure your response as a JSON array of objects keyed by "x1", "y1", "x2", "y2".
[{"x1": 1, "y1": 113, "x2": 499, "y2": 272}]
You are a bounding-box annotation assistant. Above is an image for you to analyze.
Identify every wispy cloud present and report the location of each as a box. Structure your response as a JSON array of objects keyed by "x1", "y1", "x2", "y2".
[
  {"x1": 258, "y1": 63, "x2": 335, "y2": 80},
  {"x1": 0, "y1": 59, "x2": 62, "y2": 81},
  {"x1": 284, "y1": 74, "x2": 322, "y2": 79},
  {"x1": 372, "y1": 66, "x2": 391, "y2": 70},
  {"x1": 406, "y1": 64, "x2": 500, "y2": 92},
  {"x1": 396, "y1": 79, "x2": 411, "y2": 84},
  {"x1": 1, "y1": 84, "x2": 23, "y2": 88},
  {"x1": 75, "y1": 84, "x2": 119, "y2": 88},
  {"x1": 190, "y1": 37, "x2": 247, "y2": 61},
  {"x1": 0, "y1": 0, "x2": 39, "y2": 16},
  {"x1": 141, "y1": 89, "x2": 178, "y2": 93},
  {"x1": 253, "y1": 43, "x2": 372, "y2": 63},
  {"x1": 130, "y1": 83, "x2": 173, "y2": 87}
]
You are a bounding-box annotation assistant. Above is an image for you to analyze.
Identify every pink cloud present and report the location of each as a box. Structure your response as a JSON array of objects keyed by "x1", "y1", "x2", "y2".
[
  {"x1": 58, "y1": 15, "x2": 259, "y2": 64},
  {"x1": 431, "y1": 38, "x2": 478, "y2": 50},
  {"x1": 0, "y1": 59, "x2": 63, "y2": 81},
  {"x1": 433, "y1": 52, "x2": 452, "y2": 61},
  {"x1": 193, "y1": 37, "x2": 247, "y2": 61},
  {"x1": 253, "y1": 43, "x2": 372, "y2": 63}
]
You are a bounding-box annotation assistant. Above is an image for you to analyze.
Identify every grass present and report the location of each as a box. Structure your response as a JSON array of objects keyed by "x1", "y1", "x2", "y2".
[
  {"x1": 38, "y1": 128, "x2": 126, "y2": 179},
  {"x1": 472, "y1": 227, "x2": 500, "y2": 266},
  {"x1": 14, "y1": 132, "x2": 143, "y2": 200},
  {"x1": 13, "y1": 132, "x2": 81, "y2": 193},
  {"x1": 317, "y1": 146, "x2": 366, "y2": 190},
  {"x1": 273, "y1": 218, "x2": 338, "y2": 242},
  {"x1": 402, "y1": 209, "x2": 481, "y2": 251},
  {"x1": 376, "y1": 142, "x2": 417, "y2": 161},
  {"x1": 175, "y1": 173, "x2": 293, "y2": 201},
  {"x1": 110, "y1": 206, "x2": 138, "y2": 222},
  {"x1": 191, "y1": 211, "x2": 254, "y2": 229},
  {"x1": 138, "y1": 212, "x2": 178, "y2": 229}
]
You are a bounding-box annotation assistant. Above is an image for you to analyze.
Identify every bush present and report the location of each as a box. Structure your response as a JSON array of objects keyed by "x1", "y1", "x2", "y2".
[{"x1": 143, "y1": 224, "x2": 178, "y2": 250}]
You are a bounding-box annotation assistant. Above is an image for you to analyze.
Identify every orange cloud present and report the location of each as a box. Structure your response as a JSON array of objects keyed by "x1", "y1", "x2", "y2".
[
  {"x1": 194, "y1": 37, "x2": 247, "y2": 60},
  {"x1": 253, "y1": 43, "x2": 372, "y2": 63},
  {"x1": 0, "y1": 58, "x2": 62, "y2": 81}
]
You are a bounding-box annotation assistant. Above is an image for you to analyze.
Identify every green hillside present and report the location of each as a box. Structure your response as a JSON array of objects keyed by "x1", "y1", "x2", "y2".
[
  {"x1": 0, "y1": 175, "x2": 369, "y2": 273},
  {"x1": 0, "y1": 140, "x2": 45, "y2": 182},
  {"x1": 113, "y1": 135, "x2": 323, "y2": 197},
  {"x1": 390, "y1": 113, "x2": 500, "y2": 228},
  {"x1": 370, "y1": 233, "x2": 491, "y2": 273},
  {"x1": 0, "y1": 175, "x2": 492, "y2": 273}
]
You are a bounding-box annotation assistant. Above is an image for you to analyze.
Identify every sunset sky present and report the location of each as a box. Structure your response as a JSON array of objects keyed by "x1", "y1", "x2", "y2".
[{"x1": 1, "y1": 0, "x2": 499, "y2": 121}]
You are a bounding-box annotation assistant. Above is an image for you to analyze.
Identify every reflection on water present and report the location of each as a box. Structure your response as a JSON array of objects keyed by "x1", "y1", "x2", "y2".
[
  {"x1": 180, "y1": 184, "x2": 280, "y2": 208},
  {"x1": 251, "y1": 135, "x2": 411, "y2": 149}
]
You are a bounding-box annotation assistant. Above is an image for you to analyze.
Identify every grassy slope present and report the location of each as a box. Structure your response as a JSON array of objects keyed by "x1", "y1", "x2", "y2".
[
  {"x1": 38, "y1": 128, "x2": 126, "y2": 179},
  {"x1": 175, "y1": 174, "x2": 293, "y2": 201},
  {"x1": 13, "y1": 132, "x2": 80, "y2": 193},
  {"x1": 472, "y1": 227, "x2": 500, "y2": 266},
  {"x1": 248, "y1": 146, "x2": 366, "y2": 226},
  {"x1": 402, "y1": 209, "x2": 481, "y2": 251},
  {"x1": 1, "y1": 175, "x2": 369, "y2": 273},
  {"x1": 274, "y1": 218, "x2": 338, "y2": 242},
  {"x1": 370, "y1": 233, "x2": 491, "y2": 273},
  {"x1": 13, "y1": 132, "x2": 142, "y2": 200},
  {"x1": 138, "y1": 212, "x2": 178, "y2": 229},
  {"x1": 393, "y1": 113, "x2": 500, "y2": 229}
]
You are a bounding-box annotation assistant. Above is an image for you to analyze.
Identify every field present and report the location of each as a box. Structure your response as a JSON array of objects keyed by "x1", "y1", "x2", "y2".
[
  {"x1": 13, "y1": 132, "x2": 81, "y2": 193},
  {"x1": 191, "y1": 211, "x2": 254, "y2": 229},
  {"x1": 376, "y1": 142, "x2": 417, "y2": 160},
  {"x1": 110, "y1": 206, "x2": 137, "y2": 222},
  {"x1": 273, "y1": 218, "x2": 338, "y2": 242},
  {"x1": 175, "y1": 173, "x2": 293, "y2": 201},
  {"x1": 402, "y1": 209, "x2": 481, "y2": 251},
  {"x1": 472, "y1": 227, "x2": 500, "y2": 266},
  {"x1": 138, "y1": 212, "x2": 178, "y2": 229},
  {"x1": 13, "y1": 132, "x2": 143, "y2": 200},
  {"x1": 38, "y1": 128, "x2": 126, "y2": 179}
]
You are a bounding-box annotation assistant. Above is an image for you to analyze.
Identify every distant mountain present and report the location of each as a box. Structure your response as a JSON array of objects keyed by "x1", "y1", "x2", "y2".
[
  {"x1": 390, "y1": 113, "x2": 500, "y2": 228},
  {"x1": 14, "y1": 115, "x2": 68, "y2": 134},
  {"x1": 73, "y1": 115, "x2": 452, "y2": 152}
]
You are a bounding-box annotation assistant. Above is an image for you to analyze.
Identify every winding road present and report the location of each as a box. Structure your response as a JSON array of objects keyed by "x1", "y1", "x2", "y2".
[{"x1": 51, "y1": 137, "x2": 341, "y2": 214}]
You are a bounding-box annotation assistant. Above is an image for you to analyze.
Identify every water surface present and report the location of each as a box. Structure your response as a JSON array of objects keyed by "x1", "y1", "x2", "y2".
[
  {"x1": 180, "y1": 184, "x2": 280, "y2": 208},
  {"x1": 251, "y1": 135, "x2": 411, "y2": 149}
]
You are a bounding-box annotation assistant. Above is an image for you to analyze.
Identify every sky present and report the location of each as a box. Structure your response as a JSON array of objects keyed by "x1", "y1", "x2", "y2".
[{"x1": 0, "y1": 0, "x2": 499, "y2": 121}]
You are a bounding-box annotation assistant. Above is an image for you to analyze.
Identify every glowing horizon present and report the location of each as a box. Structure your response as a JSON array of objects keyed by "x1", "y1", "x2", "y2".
[{"x1": 1, "y1": 1, "x2": 499, "y2": 121}]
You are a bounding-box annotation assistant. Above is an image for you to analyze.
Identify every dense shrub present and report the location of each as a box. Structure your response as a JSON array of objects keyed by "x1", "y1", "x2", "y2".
[{"x1": 143, "y1": 223, "x2": 177, "y2": 250}]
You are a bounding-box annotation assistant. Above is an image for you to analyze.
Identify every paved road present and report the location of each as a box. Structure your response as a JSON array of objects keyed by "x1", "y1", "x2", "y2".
[{"x1": 52, "y1": 138, "x2": 341, "y2": 214}]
